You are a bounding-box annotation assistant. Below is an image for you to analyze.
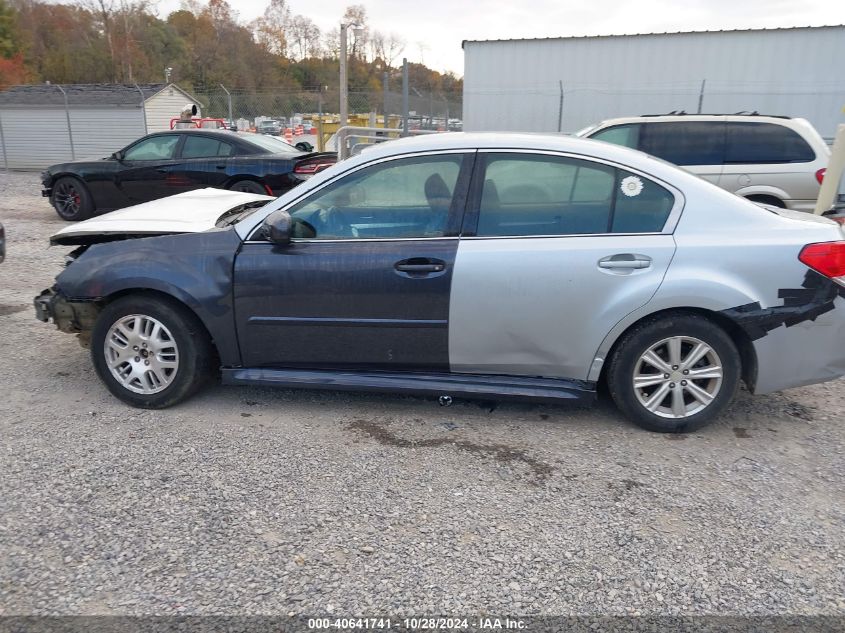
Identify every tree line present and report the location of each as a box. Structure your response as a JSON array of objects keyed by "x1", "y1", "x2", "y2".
[{"x1": 0, "y1": 0, "x2": 462, "y2": 102}]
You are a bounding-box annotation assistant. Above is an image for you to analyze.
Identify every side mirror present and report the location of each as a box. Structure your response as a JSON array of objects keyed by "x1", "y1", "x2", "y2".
[
  {"x1": 111, "y1": 150, "x2": 124, "y2": 161},
  {"x1": 295, "y1": 141, "x2": 314, "y2": 153},
  {"x1": 263, "y1": 209, "x2": 292, "y2": 245}
]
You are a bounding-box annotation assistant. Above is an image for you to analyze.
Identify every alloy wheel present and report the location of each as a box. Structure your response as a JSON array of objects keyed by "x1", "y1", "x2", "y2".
[
  {"x1": 632, "y1": 336, "x2": 724, "y2": 419},
  {"x1": 54, "y1": 181, "x2": 82, "y2": 216},
  {"x1": 104, "y1": 314, "x2": 179, "y2": 395}
]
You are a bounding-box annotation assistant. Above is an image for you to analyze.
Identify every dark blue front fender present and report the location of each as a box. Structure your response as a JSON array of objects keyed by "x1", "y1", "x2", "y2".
[{"x1": 55, "y1": 228, "x2": 243, "y2": 366}]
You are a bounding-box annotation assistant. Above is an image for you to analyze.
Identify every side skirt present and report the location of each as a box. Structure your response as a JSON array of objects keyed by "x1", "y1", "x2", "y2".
[{"x1": 221, "y1": 368, "x2": 596, "y2": 405}]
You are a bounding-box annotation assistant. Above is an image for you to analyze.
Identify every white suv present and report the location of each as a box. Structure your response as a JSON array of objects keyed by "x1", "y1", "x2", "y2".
[{"x1": 577, "y1": 114, "x2": 830, "y2": 212}]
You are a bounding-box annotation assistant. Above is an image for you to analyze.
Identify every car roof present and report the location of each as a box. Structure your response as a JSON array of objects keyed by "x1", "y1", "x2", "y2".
[
  {"x1": 234, "y1": 131, "x2": 710, "y2": 240},
  {"x1": 591, "y1": 114, "x2": 810, "y2": 126},
  {"x1": 155, "y1": 129, "x2": 240, "y2": 139},
  {"x1": 348, "y1": 132, "x2": 670, "y2": 171}
]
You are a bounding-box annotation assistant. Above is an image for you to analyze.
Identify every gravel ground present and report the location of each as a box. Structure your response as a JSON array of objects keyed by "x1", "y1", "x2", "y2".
[{"x1": 0, "y1": 171, "x2": 844, "y2": 618}]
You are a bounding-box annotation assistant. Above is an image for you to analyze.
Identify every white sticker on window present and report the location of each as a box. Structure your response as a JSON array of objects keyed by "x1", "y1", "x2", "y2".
[{"x1": 620, "y1": 175, "x2": 643, "y2": 197}]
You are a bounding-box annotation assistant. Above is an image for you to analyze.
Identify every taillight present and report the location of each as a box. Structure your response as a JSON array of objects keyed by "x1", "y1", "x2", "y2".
[
  {"x1": 294, "y1": 160, "x2": 335, "y2": 175},
  {"x1": 799, "y1": 241, "x2": 845, "y2": 279},
  {"x1": 816, "y1": 168, "x2": 826, "y2": 185}
]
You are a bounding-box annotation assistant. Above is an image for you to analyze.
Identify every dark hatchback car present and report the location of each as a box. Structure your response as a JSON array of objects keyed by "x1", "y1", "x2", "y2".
[{"x1": 41, "y1": 130, "x2": 335, "y2": 221}]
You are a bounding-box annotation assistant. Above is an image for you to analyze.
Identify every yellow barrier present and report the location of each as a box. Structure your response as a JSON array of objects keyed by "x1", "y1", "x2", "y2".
[{"x1": 306, "y1": 114, "x2": 402, "y2": 152}]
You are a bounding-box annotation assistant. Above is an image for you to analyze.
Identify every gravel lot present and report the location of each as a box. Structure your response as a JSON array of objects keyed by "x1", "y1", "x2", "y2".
[{"x1": 1, "y1": 171, "x2": 844, "y2": 619}]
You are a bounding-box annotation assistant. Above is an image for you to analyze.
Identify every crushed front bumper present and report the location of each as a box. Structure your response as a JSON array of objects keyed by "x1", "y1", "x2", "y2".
[{"x1": 34, "y1": 287, "x2": 100, "y2": 343}]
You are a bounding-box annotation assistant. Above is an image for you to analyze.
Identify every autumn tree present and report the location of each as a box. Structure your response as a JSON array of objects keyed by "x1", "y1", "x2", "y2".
[
  {"x1": 1, "y1": 0, "x2": 464, "y2": 107},
  {"x1": 342, "y1": 4, "x2": 367, "y2": 59},
  {"x1": 252, "y1": 0, "x2": 291, "y2": 57}
]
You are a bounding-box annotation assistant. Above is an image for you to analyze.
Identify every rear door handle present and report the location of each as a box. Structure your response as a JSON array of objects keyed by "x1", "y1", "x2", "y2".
[
  {"x1": 395, "y1": 258, "x2": 446, "y2": 275},
  {"x1": 598, "y1": 254, "x2": 652, "y2": 270}
]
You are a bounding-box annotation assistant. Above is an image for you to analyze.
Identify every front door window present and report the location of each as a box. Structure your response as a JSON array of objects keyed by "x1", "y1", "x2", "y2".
[
  {"x1": 123, "y1": 135, "x2": 180, "y2": 161},
  {"x1": 285, "y1": 155, "x2": 464, "y2": 239}
]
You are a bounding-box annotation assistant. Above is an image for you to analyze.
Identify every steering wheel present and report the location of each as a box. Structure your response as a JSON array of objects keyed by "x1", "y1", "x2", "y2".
[{"x1": 315, "y1": 206, "x2": 352, "y2": 238}]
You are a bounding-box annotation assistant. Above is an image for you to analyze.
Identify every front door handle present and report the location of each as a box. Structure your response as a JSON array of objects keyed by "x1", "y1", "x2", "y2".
[
  {"x1": 394, "y1": 258, "x2": 446, "y2": 275},
  {"x1": 598, "y1": 254, "x2": 652, "y2": 270}
]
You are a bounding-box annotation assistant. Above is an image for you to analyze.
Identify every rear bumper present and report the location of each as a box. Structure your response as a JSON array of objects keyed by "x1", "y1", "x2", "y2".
[{"x1": 752, "y1": 289, "x2": 845, "y2": 394}]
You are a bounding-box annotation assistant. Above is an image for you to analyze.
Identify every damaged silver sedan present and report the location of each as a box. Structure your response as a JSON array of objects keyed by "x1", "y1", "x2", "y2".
[{"x1": 35, "y1": 133, "x2": 845, "y2": 432}]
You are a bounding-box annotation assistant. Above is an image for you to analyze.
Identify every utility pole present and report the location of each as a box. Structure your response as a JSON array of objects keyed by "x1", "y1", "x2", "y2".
[
  {"x1": 339, "y1": 24, "x2": 349, "y2": 126},
  {"x1": 697, "y1": 79, "x2": 706, "y2": 114},
  {"x1": 402, "y1": 58, "x2": 409, "y2": 136},
  {"x1": 383, "y1": 71, "x2": 389, "y2": 128},
  {"x1": 339, "y1": 23, "x2": 363, "y2": 127},
  {"x1": 557, "y1": 80, "x2": 564, "y2": 133},
  {"x1": 219, "y1": 84, "x2": 232, "y2": 125}
]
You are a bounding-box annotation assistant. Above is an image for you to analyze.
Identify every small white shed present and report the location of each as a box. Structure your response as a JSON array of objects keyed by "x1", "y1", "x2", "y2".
[{"x1": 0, "y1": 83, "x2": 201, "y2": 169}]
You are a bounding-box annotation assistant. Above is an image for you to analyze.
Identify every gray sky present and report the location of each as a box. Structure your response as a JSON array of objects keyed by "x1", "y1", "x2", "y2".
[{"x1": 148, "y1": 0, "x2": 845, "y2": 75}]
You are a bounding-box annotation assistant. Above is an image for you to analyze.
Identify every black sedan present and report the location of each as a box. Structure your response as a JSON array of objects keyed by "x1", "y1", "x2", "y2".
[{"x1": 41, "y1": 130, "x2": 335, "y2": 221}]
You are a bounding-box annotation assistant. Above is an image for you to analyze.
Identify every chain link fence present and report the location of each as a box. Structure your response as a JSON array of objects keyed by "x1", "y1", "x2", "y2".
[{"x1": 193, "y1": 86, "x2": 462, "y2": 131}]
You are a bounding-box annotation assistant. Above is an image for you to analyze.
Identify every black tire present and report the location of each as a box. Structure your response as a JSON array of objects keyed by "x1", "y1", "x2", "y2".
[
  {"x1": 91, "y1": 295, "x2": 214, "y2": 409},
  {"x1": 229, "y1": 179, "x2": 267, "y2": 194},
  {"x1": 50, "y1": 176, "x2": 95, "y2": 221},
  {"x1": 607, "y1": 313, "x2": 741, "y2": 433}
]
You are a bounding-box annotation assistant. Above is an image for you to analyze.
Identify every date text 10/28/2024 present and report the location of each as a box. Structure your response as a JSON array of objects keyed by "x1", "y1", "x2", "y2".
[{"x1": 307, "y1": 617, "x2": 527, "y2": 630}]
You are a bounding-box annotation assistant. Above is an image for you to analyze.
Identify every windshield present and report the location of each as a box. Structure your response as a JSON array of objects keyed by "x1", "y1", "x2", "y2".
[{"x1": 241, "y1": 133, "x2": 303, "y2": 156}]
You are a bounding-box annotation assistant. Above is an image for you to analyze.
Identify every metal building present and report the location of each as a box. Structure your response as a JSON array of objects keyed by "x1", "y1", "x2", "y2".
[
  {"x1": 463, "y1": 26, "x2": 845, "y2": 140},
  {"x1": 0, "y1": 83, "x2": 201, "y2": 169}
]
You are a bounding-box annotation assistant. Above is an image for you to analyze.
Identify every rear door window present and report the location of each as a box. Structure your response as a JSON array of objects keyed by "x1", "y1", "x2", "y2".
[
  {"x1": 181, "y1": 136, "x2": 235, "y2": 158},
  {"x1": 724, "y1": 122, "x2": 815, "y2": 163},
  {"x1": 471, "y1": 153, "x2": 674, "y2": 236},
  {"x1": 639, "y1": 122, "x2": 725, "y2": 166}
]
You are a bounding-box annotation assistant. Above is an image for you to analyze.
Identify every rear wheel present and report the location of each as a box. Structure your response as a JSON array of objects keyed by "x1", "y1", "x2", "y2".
[
  {"x1": 51, "y1": 176, "x2": 95, "y2": 221},
  {"x1": 91, "y1": 295, "x2": 213, "y2": 409},
  {"x1": 607, "y1": 313, "x2": 741, "y2": 432},
  {"x1": 229, "y1": 180, "x2": 267, "y2": 194}
]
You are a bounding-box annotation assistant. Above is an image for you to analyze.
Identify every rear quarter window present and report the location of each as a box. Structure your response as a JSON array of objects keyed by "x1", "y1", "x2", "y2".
[{"x1": 724, "y1": 122, "x2": 815, "y2": 164}]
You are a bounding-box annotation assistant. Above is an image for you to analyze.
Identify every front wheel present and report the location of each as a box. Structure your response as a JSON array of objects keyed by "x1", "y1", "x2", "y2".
[
  {"x1": 607, "y1": 313, "x2": 741, "y2": 432},
  {"x1": 91, "y1": 295, "x2": 213, "y2": 408},
  {"x1": 50, "y1": 176, "x2": 95, "y2": 221}
]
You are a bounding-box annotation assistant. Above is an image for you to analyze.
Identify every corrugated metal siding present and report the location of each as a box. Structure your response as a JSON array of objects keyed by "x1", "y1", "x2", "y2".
[
  {"x1": 144, "y1": 86, "x2": 201, "y2": 132},
  {"x1": 0, "y1": 107, "x2": 145, "y2": 169},
  {"x1": 464, "y1": 27, "x2": 845, "y2": 139},
  {"x1": 69, "y1": 109, "x2": 146, "y2": 159},
  {"x1": 0, "y1": 109, "x2": 71, "y2": 169}
]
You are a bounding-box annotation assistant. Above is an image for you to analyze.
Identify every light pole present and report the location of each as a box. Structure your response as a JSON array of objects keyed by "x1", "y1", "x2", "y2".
[{"x1": 339, "y1": 23, "x2": 363, "y2": 126}]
